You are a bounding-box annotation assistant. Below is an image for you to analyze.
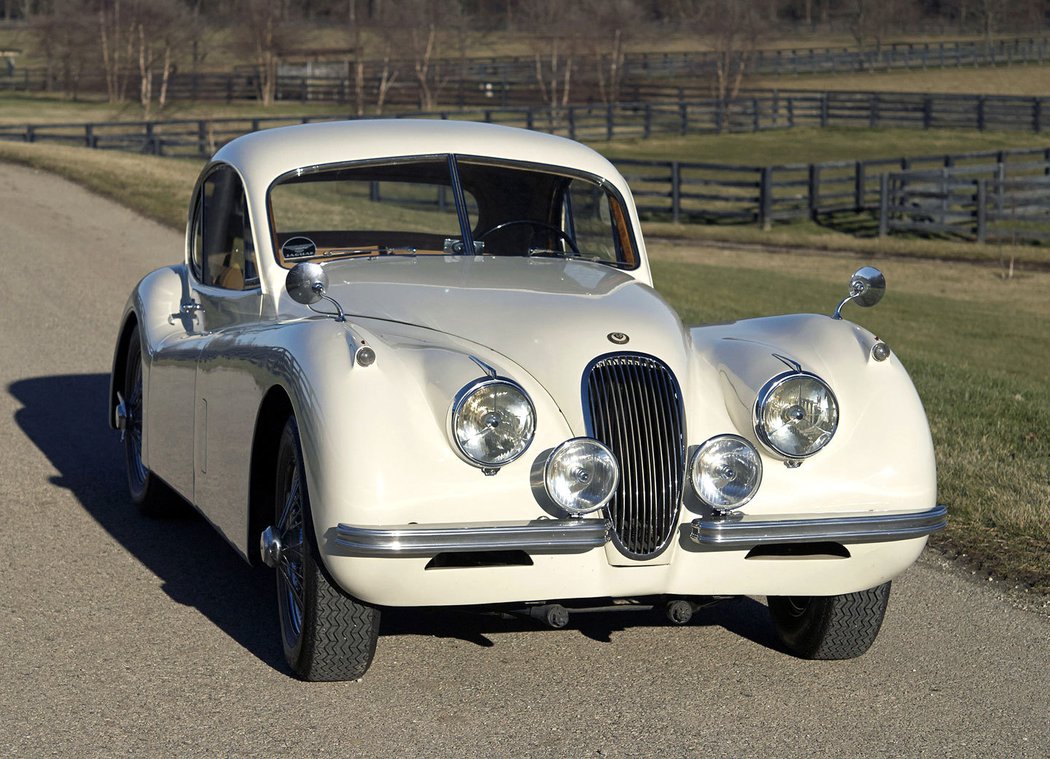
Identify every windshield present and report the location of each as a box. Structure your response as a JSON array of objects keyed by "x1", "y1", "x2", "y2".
[{"x1": 268, "y1": 155, "x2": 638, "y2": 268}]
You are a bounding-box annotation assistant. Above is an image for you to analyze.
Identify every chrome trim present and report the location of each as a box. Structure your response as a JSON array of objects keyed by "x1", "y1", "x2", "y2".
[
  {"x1": 582, "y1": 352, "x2": 686, "y2": 560},
  {"x1": 753, "y1": 370, "x2": 839, "y2": 460},
  {"x1": 448, "y1": 377, "x2": 536, "y2": 469},
  {"x1": 469, "y1": 355, "x2": 498, "y2": 379},
  {"x1": 690, "y1": 434, "x2": 763, "y2": 511},
  {"x1": 690, "y1": 504, "x2": 948, "y2": 547},
  {"x1": 333, "y1": 519, "x2": 609, "y2": 557}
]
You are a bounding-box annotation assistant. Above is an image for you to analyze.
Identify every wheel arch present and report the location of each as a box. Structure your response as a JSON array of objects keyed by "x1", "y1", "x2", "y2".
[
  {"x1": 109, "y1": 312, "x2": 140, "y2": 430},
  {"x1": 248, "y1": 385, "x2": 295, "y2": 566}
]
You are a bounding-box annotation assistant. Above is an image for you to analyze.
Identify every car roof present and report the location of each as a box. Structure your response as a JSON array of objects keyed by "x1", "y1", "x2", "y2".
[{"x1": 213, "y1": 119, "x2": 625, "y2": 189}]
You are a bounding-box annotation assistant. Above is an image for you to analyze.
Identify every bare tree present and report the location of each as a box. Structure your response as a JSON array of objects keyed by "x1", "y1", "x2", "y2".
[
  {"x1": 31, "y1": 0, "x2": 95, "y2": 98},
  {"x1": 673, "y1": 1, "x2": 766, "y2": 108},
  {"x1": 238, "y1": 0, "x2": 299, "y2": 106},
  {"x1": 579, "y1": 0, "x2": 647, "y2": 105},
  {"x1": 98, "y1": 0, "x2": 137, "y2": 103},
  {"x1": 382, "y1": 0, "x2": 474, "y2": 111},
  {"x1": 134, "y1": 0, "x2": 191, "y2": 117},
  {"x1": 347, "y1": 9, "x2": 401, "y2": 115},
  {"x1": 520, "y1": 0, "x2": 583, "y2": 117},
  {"x1": 846, "y1": 0, "x2": 918, "y2": 54}
]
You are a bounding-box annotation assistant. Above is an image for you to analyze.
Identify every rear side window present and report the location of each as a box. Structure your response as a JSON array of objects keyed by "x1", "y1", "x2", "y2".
[{"x1": 191, "y1": 165, "x2": 259, "y2": 289}]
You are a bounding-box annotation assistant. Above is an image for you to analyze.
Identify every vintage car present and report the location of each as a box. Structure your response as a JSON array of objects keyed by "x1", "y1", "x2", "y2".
[{"x1": 110, "y1": 119, "x2": 946, "y2": 680}]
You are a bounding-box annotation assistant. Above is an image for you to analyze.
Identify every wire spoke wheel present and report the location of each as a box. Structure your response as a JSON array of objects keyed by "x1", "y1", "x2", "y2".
[{"x1": 273, "y1": 416, "x2": 381, "y2": 681}]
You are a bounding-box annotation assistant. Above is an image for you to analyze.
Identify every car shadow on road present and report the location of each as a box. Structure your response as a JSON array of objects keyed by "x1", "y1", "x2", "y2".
[
  {"x1": 10, "y1": 373, "x2": 783, "y2": 677},
  {"x1": 10, "y1": 373, "x2": 286, "y2": 673},
  {"x1": 380, "y1": 595, "x2": 781, "y2": 652}
]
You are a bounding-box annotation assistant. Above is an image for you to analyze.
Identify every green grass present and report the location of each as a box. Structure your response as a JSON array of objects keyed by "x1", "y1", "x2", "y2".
[
  {"x1": 2, "y1": 139, "x2": 1047, "y2": 593},
  {"x1": 592, "y1": 127, "x2": 1050, "y2": 165},
  {"x1": 754, "y1": 64, "x2": 1050, "y2": 96}
]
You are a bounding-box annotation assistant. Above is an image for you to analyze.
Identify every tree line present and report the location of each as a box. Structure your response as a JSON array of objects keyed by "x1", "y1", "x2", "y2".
[{"x1": 3, "y1": 0, "x2": 1048, "y2": 117}]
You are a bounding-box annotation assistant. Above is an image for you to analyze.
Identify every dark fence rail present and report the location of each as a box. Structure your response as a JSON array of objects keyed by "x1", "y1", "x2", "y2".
[
  {"x1": 3, "y1": 94, "x2": 1047, "y2": 245},
  {"x1": 2, "y1": 91, "x2": 1049, "y2": 160},
  {"x1": 2, "y1": 36, "x2": 1048, "y2": 107}
]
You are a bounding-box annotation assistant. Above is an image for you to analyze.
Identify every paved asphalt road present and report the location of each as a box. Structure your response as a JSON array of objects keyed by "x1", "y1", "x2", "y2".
[{"x1": 1, "y1": 162, "x2": 1048, "y2": 757}]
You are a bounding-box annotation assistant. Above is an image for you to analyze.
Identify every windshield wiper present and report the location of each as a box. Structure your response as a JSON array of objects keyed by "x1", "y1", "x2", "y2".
[{"x1": 527, "y1": 248, "x2": 574, "y2": 258}]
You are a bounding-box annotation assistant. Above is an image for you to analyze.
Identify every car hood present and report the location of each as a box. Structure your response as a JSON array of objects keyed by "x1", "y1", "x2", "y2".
[{"x1": 324, "y1": 257, "x2": 690, "y2": 432}]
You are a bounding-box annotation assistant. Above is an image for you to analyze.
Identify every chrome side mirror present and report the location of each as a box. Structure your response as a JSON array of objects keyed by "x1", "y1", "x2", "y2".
[
  {"x1": 286, "y1": 262, "x2": 345, "y2": 321},
  {"x1": 286, "y1": 262, "x2": 328, "y2": 305},
  {"x1": 833, "y1": 266, "x2": 886, "y2": 319}
]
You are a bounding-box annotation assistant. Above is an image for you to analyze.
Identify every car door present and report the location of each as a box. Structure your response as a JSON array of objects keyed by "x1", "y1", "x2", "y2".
[{"x1": 189, "y1": 165, "x2": 265, "y2": 555}]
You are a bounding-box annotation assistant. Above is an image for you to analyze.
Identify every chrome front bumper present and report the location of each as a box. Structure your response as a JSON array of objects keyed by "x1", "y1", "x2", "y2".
[
  {"x1": 333, "y1": 519, "x2": 609, "y2": 557},
  {"x1": 332, "y1": 505, "x2": 946, "y2": 557},
  {"x1": 690, "y1": 504, "x2": 948, "y2": 548}
]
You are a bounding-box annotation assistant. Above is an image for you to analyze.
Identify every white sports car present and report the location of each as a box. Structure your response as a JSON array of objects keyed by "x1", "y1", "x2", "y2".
[{"x1": 110, "y1": 119, "x2": 945, "y2": 680}]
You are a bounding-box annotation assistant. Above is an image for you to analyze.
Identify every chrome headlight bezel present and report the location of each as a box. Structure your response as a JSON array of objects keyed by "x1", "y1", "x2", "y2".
[
  {"x1": 754, "y1": 370, "x2": 839, "y2": 460},
  {"x1": 449, "y1": 377, "x2": 536, "y2": 468},
  {"x1": 690, "y1": 434, "x2": 763, "y2": 511},
  {"x1": 544, "y1": 437, "x2": 620, "y2": 516}
]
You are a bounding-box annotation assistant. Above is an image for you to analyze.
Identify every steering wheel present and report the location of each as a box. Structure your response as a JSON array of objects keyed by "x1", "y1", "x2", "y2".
[{"x1": 476, "y1": 220, "x2": 580, "y2": 257}]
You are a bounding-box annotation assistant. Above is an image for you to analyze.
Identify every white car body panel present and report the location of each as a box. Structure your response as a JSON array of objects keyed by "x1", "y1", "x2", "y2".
[{"x1": 111, "y1": 119, "x2": 942, "y2": 611}]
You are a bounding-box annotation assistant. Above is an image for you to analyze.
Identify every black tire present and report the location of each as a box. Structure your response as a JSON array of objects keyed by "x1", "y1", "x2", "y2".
[
  {"x1": 122, "y1": 326, "x2": 181, "y2": 517},
  {"x1": 768, "y1": 582, "x2": 891, "y2": 660},
  {"x1": 274, "y1": 416, "x2": 380, "y2": 681}
]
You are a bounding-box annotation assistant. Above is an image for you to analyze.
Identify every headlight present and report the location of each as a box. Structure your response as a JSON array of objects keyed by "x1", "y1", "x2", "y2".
[
  {"x1": 691, "y1": 435, "x2": 762, "y2": 511},
  {"x1": 755, "y1": 372, "x2": 838, "y2": 459},
  {"x1": 544, "y1": 438, "x2": 619, "y2": 515},
  {"x1": 451, "y1": 378, "x2": 535, "y2": 467}
]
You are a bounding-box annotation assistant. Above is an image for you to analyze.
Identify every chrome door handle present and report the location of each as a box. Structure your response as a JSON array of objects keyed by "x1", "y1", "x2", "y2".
[{"x1": 171, "y1": 301, "x2": 203, "y2": 320}]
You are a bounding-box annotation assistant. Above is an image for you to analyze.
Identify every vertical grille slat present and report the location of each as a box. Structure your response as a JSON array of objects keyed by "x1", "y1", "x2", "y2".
[{"x1": 584, "y1": 353, "x2": 685, "y2": 559}]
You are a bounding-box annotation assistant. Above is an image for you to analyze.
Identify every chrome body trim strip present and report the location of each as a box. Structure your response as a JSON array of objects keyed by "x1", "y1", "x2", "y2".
[
  {"x1": 334, "y1": 519, "x2": 610, "y2": 557},
  {"x1": 690, "y1": 504, "x2": 947, "y2": 547}
]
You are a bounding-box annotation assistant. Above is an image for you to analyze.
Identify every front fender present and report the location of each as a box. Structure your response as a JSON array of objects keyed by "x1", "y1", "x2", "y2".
[{"x1": 690, "y1": 313, "x2": 938, "y2": 517}]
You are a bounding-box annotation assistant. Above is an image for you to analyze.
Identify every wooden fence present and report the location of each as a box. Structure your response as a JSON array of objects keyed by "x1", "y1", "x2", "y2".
[
  {"x1": 2, "y1": 91, "x2": 1049, "y2": 161},
  {"x1": 3, "y1": 36, "x2": 1048, "y2": 107},
  {"x1": 617, "y1": 147, "x2": 1050, "y2": 245},
  {"x1": 2, "y1": 97, "x2": 1047, "y2": 245}
]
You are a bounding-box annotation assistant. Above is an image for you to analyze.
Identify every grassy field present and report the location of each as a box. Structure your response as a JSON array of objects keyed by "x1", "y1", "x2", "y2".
[
  {"x1": 753, "y1": 64, "x2": 1050, "y2": 96},
  {"x1": 1, "y1": 139, "x2": 1047, "y2": 593},
  {"x1": 595, "y1": 126, "x2": 1050, "y2": 165}
]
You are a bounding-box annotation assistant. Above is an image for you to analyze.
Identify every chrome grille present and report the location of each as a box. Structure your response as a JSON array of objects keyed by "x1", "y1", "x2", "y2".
[{"x1": 584, "y1": 353, "x2": 685, "y2": 559}]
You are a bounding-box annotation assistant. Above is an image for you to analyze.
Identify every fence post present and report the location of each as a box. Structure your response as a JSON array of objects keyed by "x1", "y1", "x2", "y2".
[
  {"x1": 24, "y1": 125, "x2": 35, "y2": 143},
  {"x1": 923, "y1": 96, "x2": 933, "y2": 129},
  {"x1": 819, "y1": 92, "x2": 829, "y2": 127},
  {"x1": 854, "y1": 161, "x2": 865, "y2": 211},
  {"x1": 772, "y1": 90, "x2": 779, "y2": 127},
  {"x1": 752, "y1": 97, "x2": 760, "y2": 131},
  {"x1": 869, "y1": 93, "x2": 878, "y2": 127},
  {"x1": 643, "y1": 104, "x2": 651, "y2": 139},
  {"x1": 878, "y1": 173, "x2": 890, "y2": 237},
  {"x1": 759, "y1": 167, "x2": 773, "y2": 230},
  {"x1": 977, "y1": 95, "x2": 986, "y2": 130},
  {"x1": 606, "y1": 104, "x2": 614, "y2": 140},
  {"x1": 145, "y1": 122, "x2": 155, "y2": 154},
  {"x1": 226, "y1": 75, "x2": 233, "y2": 103},
  {"x1": 679, "y1": 102, "x2": 688, "y2": 135},
  {"x1": 568, "y1": 107, "x2": 576, "y2": 140},
  {"x1": 808, "y1": 164, "x2": 820, "y2": 219},
  {"x1": 671, "y1": 161, "x2": 681, "y2": 224},
  {"x1": 197, "y1": 120, "x2": 207, "y2": 156},
  {"x1": 715, "y1": 100, "x2": 724, "y2": 134},
  {"x1": 84, "y1": 124, "x2": 94, "y2": 148},
  {"x1": 788, "y1": 97, "x2": 795, "y2": 128},
  {"x1": 976, "y1": 179, "x2": 987, "y2": 243},
  {"x1": 526, "y1": 108, "x2": 534, "y2": 131},
  {"x1": 1033, "y1": 97, "x2": 1042, "y2": 132}
]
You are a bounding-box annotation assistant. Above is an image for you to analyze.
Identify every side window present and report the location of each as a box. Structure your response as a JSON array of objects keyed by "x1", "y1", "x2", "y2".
[
  {"x1": 565, "y1": 180, "x2": 621, "y2": 263},
  {"x1": 197, "y1": 165, "x2": 259, "y2": 290}
]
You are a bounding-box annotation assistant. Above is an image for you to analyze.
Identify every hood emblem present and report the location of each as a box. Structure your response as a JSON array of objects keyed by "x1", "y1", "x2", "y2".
[{"x1": 607, "y1": 332, "x2": 629, "y2": 345}]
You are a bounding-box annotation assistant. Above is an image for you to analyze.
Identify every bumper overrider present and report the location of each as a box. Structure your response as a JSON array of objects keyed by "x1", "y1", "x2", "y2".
[{"x1": 332, "y1": 504, "x2": 947, "y2": 557}]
